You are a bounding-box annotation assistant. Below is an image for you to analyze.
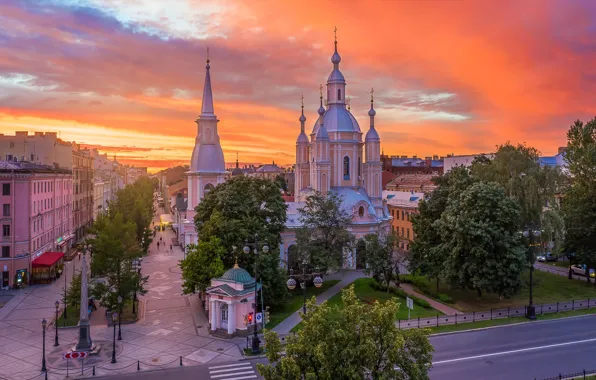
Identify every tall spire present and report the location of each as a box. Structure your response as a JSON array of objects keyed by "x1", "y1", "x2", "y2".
[
  {"x1": 235, "y1": 151, "x2": 239, "y2": 169},
  {"x1": 368, "y1": 88, "x2": 376, "y2": 124},
  {"x1": 331, "y1": 26, "x2": 341, "y2": 67},
  {"x1": 318, "y1": 85, "x2": 325, "y2": 115},
  {"x1": 299, "y1": 94, "x2": 306, "y2": 132},
  {"x1": 200, "y1": 47, "x2": 215, "y2": 117}
]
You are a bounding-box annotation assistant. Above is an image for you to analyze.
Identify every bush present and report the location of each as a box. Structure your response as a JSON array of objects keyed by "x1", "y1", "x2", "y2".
[
  {"x1": 438, "y1": 294, "x2": 454, "y2": 304},
  {"x1": 370, "y1": 280, "x2": 432, "y2": 309}
]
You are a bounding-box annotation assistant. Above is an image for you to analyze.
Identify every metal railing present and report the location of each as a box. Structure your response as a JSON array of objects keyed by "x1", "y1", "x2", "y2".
[
  {"x1": 540, "y1": 368, "x2": 596, "y2": 379},
  {"x1": 398, "y1": 298, "x2": 596, "y2": 329}
]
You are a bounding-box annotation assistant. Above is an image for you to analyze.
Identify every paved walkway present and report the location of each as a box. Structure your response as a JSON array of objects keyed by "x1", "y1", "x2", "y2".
[
  {"x1": 399, "y1": 283, "x2": 461, "y2": 315},
  {"x1": 272, "y1": 269, "x2": 368, "y2": 334}
]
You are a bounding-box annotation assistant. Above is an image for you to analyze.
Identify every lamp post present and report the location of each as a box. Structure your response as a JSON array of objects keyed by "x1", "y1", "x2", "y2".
[
  {"x1": 41, "y1": 319, "x2": 47, "y2": 372},
  {"x1": 111, "y1": 312, "x2": 117, "y2": 363},
  {"x1": 523, "y1": 228, "x2": 541, "y2": 320},
  {"x1": 54, "y1": 300, "x2": 60, "y2": 346},
  {"x1": 243, "y1": 238, "x2": 269, "y2": 354},
  {"x1": 132, "y1": 260, "x2": 141, "y2": 315},
  {"x1": 287, "y1": 260, "x2": 323, "y2": 314},
  {"x1": 117, "y1": 296, "x2": 123, "y2": 340}
]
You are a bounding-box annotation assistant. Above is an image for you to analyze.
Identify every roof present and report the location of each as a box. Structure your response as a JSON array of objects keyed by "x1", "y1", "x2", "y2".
[
  {"x1": 386, "y1": 174, "x2": 436, "y2": 190},
  {"x1": 167, "y1": 181, "x2": 187, "y2": 196},
  {"x1": 32, "y1": 252, "x2": 64, "y2": 267},
  {"x1": 382, "y1": 171, "x2": 397, "y2": 189},
  {"x1": 219, "y1": 265, "x2": 255, "y2": 285},
  {"x1": 256, "y1": 164, "x2": 282, "y2": 173},
  {"x1": 207, "y1": 282, "x2": 260, "y2": 297},
  {"x1": 0, "y1": 161, "x2": 71, "y2": 174},
  {"x1": 311, "y1": 105, "x2": 361, "y2": 135}
]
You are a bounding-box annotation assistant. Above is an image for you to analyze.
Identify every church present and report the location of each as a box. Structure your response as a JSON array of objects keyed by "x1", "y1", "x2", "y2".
[{"x1": 179, "y1": 34, "x2": 391, "y2": 268}]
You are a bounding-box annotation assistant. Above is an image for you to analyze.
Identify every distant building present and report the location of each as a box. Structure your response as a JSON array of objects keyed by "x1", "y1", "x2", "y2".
[
  {"x1": 252, "y1": 162, "x2": 283, "y2": 179},
  {"x1": 443, "y1": 153, "x2": 494, "y2": 173},
  {"x1": 93, "y1": 178, "x2": 104, "y2": 220},
  {"x1": 385, "y1": 173, "x2": 437, "y2": 194},
  {"x1": 382, "y1": 170, "x2": 397, "y2": 190},
  {"x1": 381, "y1": 154, "x2": 443, "y2": 175},
  {"x1": 0, "y1": 131, "x2": 73, "y2": 169},
  {"x1": 72, "y1": 145, "x2": 94, "y2": 243},
  {"x1": 0, "y1": 161, "x2": 73, "y2": 289},
  {"x1": 384, "y1": 190, "x2": 424, "y2": 252}
]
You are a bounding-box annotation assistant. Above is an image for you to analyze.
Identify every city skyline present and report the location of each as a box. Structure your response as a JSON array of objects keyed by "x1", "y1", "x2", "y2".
[{"x1": 1, "y1": 0, "x2": 595, "y2": 171}]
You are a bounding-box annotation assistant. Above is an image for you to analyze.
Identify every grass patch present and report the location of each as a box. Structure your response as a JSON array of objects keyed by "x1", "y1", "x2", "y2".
[
  {"x1": 430, "y1": 308, "x2": 596, "y2": 334},
  {"x1": 57, "y1": 305, "x2": 80, "y2": 327},
  {"x1": 411, "y1": 271, "x2": 596, "y2": 312},
  {"x1": 267, "y1": 280, "x2": 340, "y2": 329},
  {"x1": 291, "y1": 278, "x2": 443, "y2": 332},
  {"x1": 548, "y1": 261, "x2": 571, "y2": 269}
]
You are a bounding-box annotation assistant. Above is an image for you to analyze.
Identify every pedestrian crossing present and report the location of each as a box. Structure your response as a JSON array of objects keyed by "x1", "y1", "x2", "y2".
[{"x1": 208, "y1": 362, "x2": 259, "y2": 380}]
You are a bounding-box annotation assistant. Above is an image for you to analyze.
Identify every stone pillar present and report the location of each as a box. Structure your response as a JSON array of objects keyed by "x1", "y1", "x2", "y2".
[
  {"x1": 227, "y1": 303, "x2": 235, "y2": 335},
  {"x1": 210, "y1": 301, "x2": 217, "y2": 331},
  {"x1": 75, "y1": 252, "x2": 93, "y2": 351}
]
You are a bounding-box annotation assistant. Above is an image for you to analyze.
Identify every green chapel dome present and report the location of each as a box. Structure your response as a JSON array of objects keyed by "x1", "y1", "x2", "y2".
[{"x1": 219, "y1": 264, "x2": 255, "y2": 286}]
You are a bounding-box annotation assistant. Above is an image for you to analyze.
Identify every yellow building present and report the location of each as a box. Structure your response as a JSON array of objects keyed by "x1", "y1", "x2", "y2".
[{"x1": 384, "y1": 191, "x2": 424, "y2": 251}]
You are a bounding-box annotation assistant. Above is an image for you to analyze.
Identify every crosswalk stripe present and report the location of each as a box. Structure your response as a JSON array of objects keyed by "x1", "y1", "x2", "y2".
[
  {"x1": 211, "y1": 371, "x2": 255, "y2": 378},
  {"x1": 208, "y1": 363, "x2": 251, "y2": 370},
  {"x1": 210, "y1": 365, "x2": 253, "y2": 374},
  {"x1": 213, "y1": 376, "x2": 257, "y2": 380}
]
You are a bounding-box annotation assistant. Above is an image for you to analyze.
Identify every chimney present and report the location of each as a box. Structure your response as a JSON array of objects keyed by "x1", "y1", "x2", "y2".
[
  {"x1": 433, "y1": 155, "x2": 439, "y2": 160},
  {"x1": 558, "y1": 147, "x2": 567, "y2": 154}
]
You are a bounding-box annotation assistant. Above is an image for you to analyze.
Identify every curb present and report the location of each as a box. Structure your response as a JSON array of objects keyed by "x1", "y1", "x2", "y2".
[{"x1": 430, "y1": 312, "x2": 596, "y2": 337}]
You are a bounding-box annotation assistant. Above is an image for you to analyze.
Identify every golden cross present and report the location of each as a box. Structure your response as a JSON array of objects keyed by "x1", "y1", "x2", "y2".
[
  {"x1": 301, "y1": 94, "x2": 304, "y2": 109},
  {"x1": 347, "y1": 97, "x2": 351, "y2": 110},
  {"x1": 206, "y1": 47, "x2": 210, "y2": 63},
  {"x1": 319, "y1": 84, "x2": 323, "y2": 98},
  {"x1": 334, "y1": 26, "x2": 337, "y2": 42},
  {"x1": 371, "y1": 88, "x2": 374, "y2": 102}
]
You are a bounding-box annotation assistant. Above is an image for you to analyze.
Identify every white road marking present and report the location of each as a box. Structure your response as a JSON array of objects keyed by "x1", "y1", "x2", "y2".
[
  {"x1": 211, "y1": 371, "x2": 255, "y2": 378},
  {"x1": 209, "y1": 365, "x2": 253, "y2": 374},
  {"x1": 208, "y1": 363, "x2": 251, "y2": 369},
  {"x1": 214, "y1": 376, "x2": 257, "y2": 380},
  {"x1": 433, "y1": 337, "x2": 596, "y2": 365}
]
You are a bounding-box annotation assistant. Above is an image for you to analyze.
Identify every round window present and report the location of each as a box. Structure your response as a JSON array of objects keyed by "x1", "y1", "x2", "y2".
[{"x1": 358, "y1": 206, "x2": 365, "y2": 217}]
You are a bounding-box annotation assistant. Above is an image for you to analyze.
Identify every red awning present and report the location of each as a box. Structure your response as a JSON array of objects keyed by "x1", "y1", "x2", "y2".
[{"x1": 32, "y1": 252, "x2": 64, "y2": 268}]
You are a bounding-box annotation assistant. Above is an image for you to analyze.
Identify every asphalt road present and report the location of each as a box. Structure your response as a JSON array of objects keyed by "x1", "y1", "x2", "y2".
[{"x1": 109, "y1": 315, "x2": 596, "y2": 380}]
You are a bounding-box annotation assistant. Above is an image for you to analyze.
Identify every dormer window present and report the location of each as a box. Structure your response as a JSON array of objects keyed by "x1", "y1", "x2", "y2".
[
  {"x1": 337, "y1": 89, "x2": 341, "y2": 101},
  {"x1": 358, "y1": 206, "x2": 364, "y2": 217},
  {"x1": 343, "y1": 156, "x2": 350, "y2": 180}
]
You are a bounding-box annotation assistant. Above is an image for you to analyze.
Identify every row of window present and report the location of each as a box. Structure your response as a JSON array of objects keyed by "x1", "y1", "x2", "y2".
[
  {"x1": 390, "y1": 225, "x2": 412, "y2": 240},
  {"x1": 390, "y1": 208, "x2": 414, "y2": 222},
  {"x1": 2, "y1": 184, "x2": 9, "y2": 196}
]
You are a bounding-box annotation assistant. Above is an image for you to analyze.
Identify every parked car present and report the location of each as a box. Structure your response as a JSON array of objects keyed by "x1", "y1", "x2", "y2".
[
  {"x1": 570, "y1": 265, "x2": 596, "y2": 278},
  {"x1": 537, "y1": 253, "x2": 557, "y2": 262}
]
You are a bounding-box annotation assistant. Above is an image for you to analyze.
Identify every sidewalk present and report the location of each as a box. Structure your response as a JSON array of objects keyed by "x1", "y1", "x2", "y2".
[
  {"x1": 272, "y1": 270, "x2": 368, "y2": 334},
  {"x1": 399, "y1": 283, "x2": 461, "y2": 315}
]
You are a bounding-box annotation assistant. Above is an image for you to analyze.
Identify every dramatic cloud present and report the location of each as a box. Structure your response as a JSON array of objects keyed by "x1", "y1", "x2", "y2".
[{"x1": 0, "y1": 0, "x2": 595, "y2": 171}]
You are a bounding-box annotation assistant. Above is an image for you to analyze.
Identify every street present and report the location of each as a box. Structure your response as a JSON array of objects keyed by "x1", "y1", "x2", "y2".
[{"x1": 112, "y1": 314, "x2": 596, "y2": 380}]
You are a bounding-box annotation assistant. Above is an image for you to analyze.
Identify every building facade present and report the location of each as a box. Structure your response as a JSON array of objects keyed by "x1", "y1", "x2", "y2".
[
  {"x1": 384, "y1": 191, "x2": 424, "y2": 252},
  {"x1": 0, "y1": 161, "x2": 72, "y2": 289},
  {"x1": 0, "y1": 132, "x2": 73, "y2": 169},
  {"x1": 381, "y1": 154, "x2": 444, "y2": 175},
  {"x1": 72, "y1": 145, "x2": 94, "y2": 243},
  {"x1": 93, "y1": 178, "x2": 104, "y2": 220}
]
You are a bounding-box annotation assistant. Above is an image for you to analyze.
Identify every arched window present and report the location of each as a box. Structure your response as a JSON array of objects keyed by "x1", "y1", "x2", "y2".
[
  {"x1": 343, "y1": 156, "x2": 350, "y2": 180},
  {"x1": 287, "y1": 245, "x2": 299, "y2": 273},
  {"x1": 337, "y1": 89, "x2": 341, "y2": 101},
  {"x1": 203, "y1": 183, "x2": 215, "y2": 198}
]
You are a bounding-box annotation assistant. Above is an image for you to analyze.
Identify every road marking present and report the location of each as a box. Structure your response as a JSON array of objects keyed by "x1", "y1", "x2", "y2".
[
  {"x1": 208, "y1": 363, "x2": 258, "y2": 380},
  {"x1": 209, "y1": 363, "x2": 251, "y2": 369},
  {"x1": 210, "y1": 365, "x2": 253, "y2": 374},
  {"x1": 433, "y1": 337, "x2": 596, "y2": 365},
  {"x1": 211, "y1": 371, "x2": 255, "y2": 378}
]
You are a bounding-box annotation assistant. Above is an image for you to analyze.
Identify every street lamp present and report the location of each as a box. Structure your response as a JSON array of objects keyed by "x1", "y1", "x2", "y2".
[
  {"x1": 111, "y1": 312, "x2": 117, "y2": 363},
  {"x1": 243, "y1": 238, "x2": 269, "y2": 354},
  {"x1": 286, "y1": 259, "x2": 323, "y2": 315},
  {"x1": 41, "y1": 318, "x2": 47, "y2": 372},
  {"x1": 117, "y1": 296, "x2": 123, "y2": 340},
  {"x1": 132, "y1": 260, "x2": 141, "y2": 315},
  {"x1": 523, "y1": 228, "x2": 541, "y2": 320},
  {"x1": 54, "y1": 300, "x2": 60, "y2": 346}
]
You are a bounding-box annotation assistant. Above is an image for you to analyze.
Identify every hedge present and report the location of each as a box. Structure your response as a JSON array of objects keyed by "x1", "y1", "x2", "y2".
[{"x1": 370, "y1": 281, "x2": 431, "y2": 309}]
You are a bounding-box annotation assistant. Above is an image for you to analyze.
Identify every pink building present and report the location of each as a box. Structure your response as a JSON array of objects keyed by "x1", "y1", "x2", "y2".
[{"x1": 0, "y1": 161, "x2": 73, "y2": 289}]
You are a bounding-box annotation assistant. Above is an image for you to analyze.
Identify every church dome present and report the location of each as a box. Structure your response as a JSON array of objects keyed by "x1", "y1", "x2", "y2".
[
  {"x1": 312, "y1": 106, "x2": 361, "y2": 135},
  {"x1": 365, "y1": 127, "x2": 380, "y2": 141},
  {"x1": 328, "y1": 69, "x2": 345, "y2": 83},
  {"x1": 231, "y1": 167, "x2": 243, "y2": 176},
  {"x1": 219, "y1": 265, "x2": 255, "y2": 285},
  {"x1": 190, "y1": 143, "x2": 226, "y2": 173},
  {"x1": 297, "y1": 132, "x2": 309, "y2": 144}
]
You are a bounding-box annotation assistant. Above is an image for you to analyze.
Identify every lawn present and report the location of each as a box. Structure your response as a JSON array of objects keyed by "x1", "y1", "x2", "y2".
[
  {"x1": 58, "y1": 301, "x2": 137, "y2": 327},
  {"x1": 291, "y1": 278, "x2": 442, "y2": 332},
  {"x1": 411, "y1": 270, "x2": 596, "y2": 312},
  {"x1": 266, "y1": 280, "x2": 340, "y2": 329}
]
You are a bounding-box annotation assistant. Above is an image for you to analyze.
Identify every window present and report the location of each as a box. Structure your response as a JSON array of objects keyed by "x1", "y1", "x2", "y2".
[
  {"x1": 401, "y1": 210, "x2": 404, "y2": 220},
  {"x1": 406, "y1": 212, "x2": 410, "y2": 221},
  {"x1": 401, "y1": 227, "x2": 404, "y2": 237},
  {"x1": 337, "y1": 89, "x2": 341, "y2": 101},
  {"x1": 343, "y1": 156, "x2": 350, "y2": 180},
  {"x1": 358, "y1": 206, "x2": 365, "y2": 217},
  {"x1": 2, "y1": 184, "x2": 10, "y2": 196},
  {"x1": 2, "y1": 225, "x2": 10, "y2": 237},
  {"x1": 2, "y1": 204, "x2": 9, "y2": 217},
  {"x1": 1, "y1": 246, "x2": 8, "y2": 258},
  {"x1": 203, "y1": 183, "x2": 215, "y2": 198}
]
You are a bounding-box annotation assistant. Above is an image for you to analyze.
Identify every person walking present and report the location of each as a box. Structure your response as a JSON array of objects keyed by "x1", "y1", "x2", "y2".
[
  {"x1": 157, "y1": 242, "x2": 160, "y2": 250},
  {"x1": 170, "y1": 244, "x2": 172, "y2": 251}
]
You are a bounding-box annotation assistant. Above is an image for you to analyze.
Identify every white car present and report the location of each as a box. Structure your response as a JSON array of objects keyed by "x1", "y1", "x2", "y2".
[{"x1": 570, "y1": 265, "x2": 596, "y2": 278}]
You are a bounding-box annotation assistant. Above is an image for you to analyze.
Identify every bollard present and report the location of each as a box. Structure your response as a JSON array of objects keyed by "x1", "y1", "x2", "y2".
[
  {"x1": 93, "y1": 365, "x2": 96, "y2": 376},
  {"x1": 180, "y1": 356, "x2": 183, "y2": 366},
  {"x1": 45, "y1": 371, "x2": 48, "y2": 380},
  {"x1": 138, "y1": 360, "x2": 140, "y2": 371}
]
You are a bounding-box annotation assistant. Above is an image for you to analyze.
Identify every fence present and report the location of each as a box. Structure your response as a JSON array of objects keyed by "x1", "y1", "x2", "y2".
[
  {"x1": 540, "y1": 368, "x2": 596, "y2": 379},
  {"x1": 398, "y1": 298, "x2": 596, "y2": 329}
]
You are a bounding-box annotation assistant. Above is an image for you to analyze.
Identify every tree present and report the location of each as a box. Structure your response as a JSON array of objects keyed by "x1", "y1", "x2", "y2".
[
  {"x1": 410, "y1": 166, "x2": 475, "y2": 290},
  {"x1": 274, "y1": 174, "x2": 288, "y2": 193},
  {"x1": 180, "y1": 237, "x2": 226, "y2": 295},
  {"x1": 66, "y1": 270, "x2": 81, "y2": 312},
  {"x1": 361, "y1": 232, "x2": 401, "y2": 288},
  {"x1": 438, "y1": 182, "x2": 527, "y2": 298},
  {"x1": 257, "y1": 286, "x2": 434, "y2": 380},
  {"x1": 563, "y1": 117, "x2": 596, "y2": 283},
  {"x1": 295, "y1": 192, "x2": 354, "y2": 271}
]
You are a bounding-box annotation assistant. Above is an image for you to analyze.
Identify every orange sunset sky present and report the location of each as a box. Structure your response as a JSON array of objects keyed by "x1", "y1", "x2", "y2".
[{"x1": 1, "y1": 0, "x2": 595, "y2": 172}]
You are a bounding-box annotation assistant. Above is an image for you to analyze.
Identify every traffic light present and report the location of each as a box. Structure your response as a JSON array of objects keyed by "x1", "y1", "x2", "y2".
[
  {"x1": 264, "y1": 306, "x2": 270, "y2": 324},
  {"x1": 247, "y1": 313, "x2": 253, "y2": 325}
]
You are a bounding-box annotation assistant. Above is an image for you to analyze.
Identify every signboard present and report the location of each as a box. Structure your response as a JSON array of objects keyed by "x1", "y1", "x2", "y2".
[
  {"x1": 63, "y1": 352, "x2": 88, "y2": 360},
  {"x1": 406, "y1": 297, "x2": 414, "y2": 310},
  {"x1": 256, "y1": 312, "x2": 263, "y2": 323}
]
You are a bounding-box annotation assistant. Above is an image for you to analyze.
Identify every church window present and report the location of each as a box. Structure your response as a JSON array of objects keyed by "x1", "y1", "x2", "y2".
[
  {"x1": 343, "y1": 156, "x2": 350, "y2": 180},
  {"x1": 358, "y1": 206, "x2": 365, "y2": 217},
  {"x1": 203, "y1": 183, "x2": 215, "y2": 198},
  {"x1": 337, "y1": 89, "x2": 341, "y2": 101}
]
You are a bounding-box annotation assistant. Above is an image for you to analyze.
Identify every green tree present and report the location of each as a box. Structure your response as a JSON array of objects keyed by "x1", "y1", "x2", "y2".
[
  {"x1": 438, "y1": 181, "x2": 527, "y2": 298},
  {"x1": 66, "y1": 270, "x2": 81, "y2": 311},
  {"x1": 256, "y1": 249, "x2": 288, "y2": 307},
  {"x1": 180, "y1": 237, "x2": 226, "y2": 295},
  {"x1": 563, "y1": 117, "x2": 596, "y2": 283},
  {"x1": 274, "y1": 174, "x2": 288, "y2": 193},
  {"x1": 361, "y1": 232, "x2": 400, "y2": 288},
  {"x1": 295, "y1": 192, "x2": 354, "y2": 271},
  {"x1": 410, "y1": 167, "x2": 475, "y2": 290},
  {"x1": 257, "y1": 286, "x2": 434, "y2": 380}
]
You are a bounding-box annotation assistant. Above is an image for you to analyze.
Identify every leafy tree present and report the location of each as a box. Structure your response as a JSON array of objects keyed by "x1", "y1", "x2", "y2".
[
  {"x1": 563, "y1": 117, "x2": 596, "y2": 283},
  {"x1": 256, "y1": 249, "x2": 288, "y2": 307},
  {"x1": 274, "y1": 174, "x2": 288, "y2": 193},
  {"x1": 361, "y1": 232, "x2": 401, "y2": 288},
  {"x1": 295, "y1": 192, "x2": 354, "y2": 271},
  {"x1": 180, "y1": 237, "x2": 226, "y2": 295},
  {"x1": 66, "y1": 270, "x2": 81, "y2": 311},
  {"x1": 438, "y1": 181, "x2": 527, "y2": 298},
  {"x1": 257, "y1": 286, "x2": 434, "y2": 380},
  {"x1": 410, "y1": 167, "x2": 475, "y2": 290}
]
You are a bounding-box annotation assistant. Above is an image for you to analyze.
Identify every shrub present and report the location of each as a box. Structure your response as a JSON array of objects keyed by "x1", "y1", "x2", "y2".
[{"x1": 438, "y1": 294, "x2": 454, "y2": 304}]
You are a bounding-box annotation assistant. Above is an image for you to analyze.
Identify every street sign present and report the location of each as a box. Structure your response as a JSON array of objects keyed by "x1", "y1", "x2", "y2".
[
  {"x1": 256, "y1": 312, "x2": 263, "y2": 323},
  {"x1": 63, "y1": 351, "x2": 88, "y2": 360},
  {"x1": 406, "y1": 297, "x2": 414, "y2": 310}
]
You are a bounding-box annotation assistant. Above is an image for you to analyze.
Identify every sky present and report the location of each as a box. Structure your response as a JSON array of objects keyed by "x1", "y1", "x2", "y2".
[{"x1": 0, "y1": 0, "x2": 595, "y2": 172}]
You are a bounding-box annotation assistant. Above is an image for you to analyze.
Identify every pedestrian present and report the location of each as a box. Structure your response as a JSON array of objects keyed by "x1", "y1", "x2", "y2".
[
  {"x1": 157, "y1": 242, "x2": 160, "y2": 249},
  {"x1": 160, "y1": 237, "x2": 162, "y2": 242},
  {"x1": 170, "y1": 244, "x2": 172, "y2": 251}
]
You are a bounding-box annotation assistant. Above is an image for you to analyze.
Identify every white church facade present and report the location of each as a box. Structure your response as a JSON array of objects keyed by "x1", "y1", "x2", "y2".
[{"x1": 180, "y1": 34, "x2": 391, "y2": 266}]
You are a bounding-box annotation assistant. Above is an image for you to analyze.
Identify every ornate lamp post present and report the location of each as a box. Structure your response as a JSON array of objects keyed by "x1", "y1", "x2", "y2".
[
  {"x1": 117, "y1": 296, "x2": 123, "y2": 340},
  {"x1": 41, "y1": 319, "x2": 47, "y2": 372},
  {"x1": 111, "y1": 312, "x2": 117, "y2": 363},
  {"x1": 243, "y1": 238, "x2": 269, "y2": 354},
  {"x1": 54, "y1": 300, "x2": 60, "y2": 346},
  {"x1": 523, "y1": 227, "x2": 541, "y2": 320},
  {"x1": 286, "y1": 259, "x2": 323, "y2": 314}
]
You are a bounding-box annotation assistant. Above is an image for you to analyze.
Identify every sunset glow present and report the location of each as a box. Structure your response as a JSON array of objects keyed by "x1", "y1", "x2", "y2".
[{"x1": 1, "y1": 0, "x2": 595, "y2": 171}]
